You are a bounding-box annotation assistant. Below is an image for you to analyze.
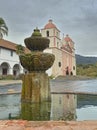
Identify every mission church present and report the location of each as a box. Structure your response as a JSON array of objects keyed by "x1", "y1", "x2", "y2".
[{"x1": 0, "y1": 19, "x2": 76, "y2": 77}]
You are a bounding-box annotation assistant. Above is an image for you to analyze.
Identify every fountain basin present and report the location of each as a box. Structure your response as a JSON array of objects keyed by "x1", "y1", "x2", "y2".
[
  {"x1": 19, "y1": 52, "x2": 55, "y2": 72},
  {"x1": 24, "y1": 37, "x2": 49, "y2": 51},
  {"x1": 24, "y1": 28, "x2": 50, "y2": 51}
]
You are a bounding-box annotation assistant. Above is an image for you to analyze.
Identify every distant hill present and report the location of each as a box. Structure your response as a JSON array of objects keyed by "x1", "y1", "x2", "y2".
[{"x1": 76, "y1": 54, "x2": 97, "y2": 64}]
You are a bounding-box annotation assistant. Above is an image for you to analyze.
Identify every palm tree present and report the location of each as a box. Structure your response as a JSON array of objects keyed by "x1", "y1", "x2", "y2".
[{"x1": 0, "y1": 17, "x2": 8, "y2": 39}]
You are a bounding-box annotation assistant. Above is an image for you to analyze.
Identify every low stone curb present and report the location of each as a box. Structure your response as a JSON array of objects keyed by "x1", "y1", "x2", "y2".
[{"x1": 0, "y1": 120, "x2": 97, "y2": 130}]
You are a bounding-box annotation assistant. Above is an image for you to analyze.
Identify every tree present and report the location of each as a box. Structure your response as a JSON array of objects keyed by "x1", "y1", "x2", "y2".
[
  {"x1": 77, "y1": 63, "x2": 97, "y2": 77},
  {"x1": 16, "y1": 44, "x2": 25, "y2": 55},
  {"x1": 0, "y1": 17, "x2": 8, "y2": 39}
]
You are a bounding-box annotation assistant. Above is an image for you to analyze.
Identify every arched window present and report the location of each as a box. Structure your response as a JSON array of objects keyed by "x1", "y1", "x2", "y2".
[
  {"x1": 46, "y1": 31, "x2": 49, "y2": 37},
  {"x1": 11, "y1": 50, "x2": 13, "y2": 56},
  {"x1": 73, "y1": 66, "x2": 75, "y2": 70},
  {"x1": 66, "y1": 66, "x2": 69, "y2": 75},
  {"x1": 57, "y1": 42, "x2": 59, "y2": 48},
  {"x1": 58, "y1": 62, "x2": 61, "y2": 67},
  {"x1": 56, "y1": 32, "x2": 58, "y2": 37}
]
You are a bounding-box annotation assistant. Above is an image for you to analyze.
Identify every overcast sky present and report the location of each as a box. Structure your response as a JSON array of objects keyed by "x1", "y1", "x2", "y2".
[{"x1": 0, "y1": 0, "x2": 97, "y2": 56}]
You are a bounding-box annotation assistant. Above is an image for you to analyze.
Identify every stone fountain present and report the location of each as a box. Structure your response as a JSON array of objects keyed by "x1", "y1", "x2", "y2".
[{"x1": 19, "y1": 28, "x2": 55, "y2": 120}]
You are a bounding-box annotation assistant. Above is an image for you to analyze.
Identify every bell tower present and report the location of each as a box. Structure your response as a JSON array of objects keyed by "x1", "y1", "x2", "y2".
[{"x1": 41, "y1": 19, "x2": 61, "y2": 48}]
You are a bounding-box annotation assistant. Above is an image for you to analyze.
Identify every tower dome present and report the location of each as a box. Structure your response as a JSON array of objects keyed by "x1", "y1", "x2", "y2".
[
  {"x1": 44, "y1": 19, "x2": 57, "y2": 29},
  {"x1": 64, "y1": 34, "x2": 72, "y2": 42}
]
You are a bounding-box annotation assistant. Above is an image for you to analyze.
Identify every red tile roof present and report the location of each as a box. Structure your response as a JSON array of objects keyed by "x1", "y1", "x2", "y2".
[
  {"x1": 0, "y1": 39, "x2": 17, "y2": 50},
  {"x1": 64, "y1": 34, "x2": 72, "y2": 42},
  {"x1": 0, "y1": 39, "x2": 30, "y2": 53},
  {"x1": 44, "y1": 19, "x2": 57, "y2": 29}
]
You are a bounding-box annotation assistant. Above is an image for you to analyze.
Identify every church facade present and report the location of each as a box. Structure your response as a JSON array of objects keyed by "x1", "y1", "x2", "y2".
[
  {"x1": 0, "y1": 20, "x2": 76, "y2": 77},
  {"x1": 41, "y1": 19, "x2": 76, "y2": 77}
]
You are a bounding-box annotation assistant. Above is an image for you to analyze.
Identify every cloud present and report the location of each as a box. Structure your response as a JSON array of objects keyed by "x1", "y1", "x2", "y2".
[{"x1": 0, "y1": 0, "x2": 97, "y2": 55}]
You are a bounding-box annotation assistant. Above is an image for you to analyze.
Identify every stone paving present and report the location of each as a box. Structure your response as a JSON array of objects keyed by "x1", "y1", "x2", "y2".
[{"x1": 0, "y1": 120, "x2": 97, "y2": 130}]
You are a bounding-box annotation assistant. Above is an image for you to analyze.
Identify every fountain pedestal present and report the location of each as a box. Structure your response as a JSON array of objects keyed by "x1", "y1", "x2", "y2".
[{"x1": 21, "y1": 72, "x2": 51, "y2": 103}]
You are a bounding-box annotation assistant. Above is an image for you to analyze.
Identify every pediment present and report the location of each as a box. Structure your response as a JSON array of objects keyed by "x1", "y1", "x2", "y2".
[{"x1": 61, "y1": 44, "x2": 72, "y2": 53}]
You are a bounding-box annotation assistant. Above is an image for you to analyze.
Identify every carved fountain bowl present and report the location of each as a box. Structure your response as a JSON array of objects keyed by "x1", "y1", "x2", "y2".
[
  {"x1": 24, "y1": 37, "x2": 50, "y2": 51},
  {"x1": 19, "y1": 52, "x2": 55, "y2": 72}
]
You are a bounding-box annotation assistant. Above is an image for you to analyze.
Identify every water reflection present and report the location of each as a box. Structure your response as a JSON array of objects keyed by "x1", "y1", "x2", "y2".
[
  {"x1": 21, "y1": 101, "x2": 51, "y2": 121},
  {"x1": 51, "y1": 94, "x2": 77, "y2": 120},
  {"x1": 0, "y1": 94, "x2": 20, "y2": 119},
  {"x1": 20, "y1": 93, "x2": 77, "y2": 121},
  {"x1": 0, "y1": 93, "x2": 97, "y2": 120},
  {"x1": 77, "y1": 106, "x2": 97, "y2": 121},
  {"x1": 77, "y1": 94, "x2": 97, "y2": 120},
  {"x1": 77, "y1": 95, "x2": 97, "y2": 108}
]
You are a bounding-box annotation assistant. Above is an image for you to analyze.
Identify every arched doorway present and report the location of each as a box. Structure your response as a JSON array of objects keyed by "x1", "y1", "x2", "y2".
[
  {"x1": 66, "y1": 66, "x2": 69, "y2": 75},
  {"x1": 0, "y1": 62, "x2": 10, "y2": 75},
  {"x1": 13, "y1": 64, "x2": 20, "y2": 76}
]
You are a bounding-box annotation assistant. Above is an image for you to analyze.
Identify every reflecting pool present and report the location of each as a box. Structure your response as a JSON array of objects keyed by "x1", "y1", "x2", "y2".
[
  {"x1": 0, "y1": 79, "x2": 97, "y2": 121},
  {"x1": 0, "y1": 94, "x2": 21, "y2": 119},
  {"x1": 0, "y1": 93, "x2": 97, "y2": 120}
]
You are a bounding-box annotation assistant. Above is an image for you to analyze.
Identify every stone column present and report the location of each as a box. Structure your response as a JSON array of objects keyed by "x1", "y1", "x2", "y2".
[
  {"x1": 21, "y1": 72, "x2": 51, "y2": 102},
  {"x1": 9, "y1": 67, "x2": 13, "y2": 75}
]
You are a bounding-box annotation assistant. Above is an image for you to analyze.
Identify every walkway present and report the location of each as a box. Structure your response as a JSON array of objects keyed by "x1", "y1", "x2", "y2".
[
  {"x1": 0, "y1": 80, "x2": 22, "y2": 95},
  {"x1": 0, "y1": 80, "x2": 22, "y2": 86},
  {"x1": 0, "y1": 77, "x2": 97, "y2": 95},
  {"x1": 51, "y1": 77, "x2": 97, "y2": 95}
]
